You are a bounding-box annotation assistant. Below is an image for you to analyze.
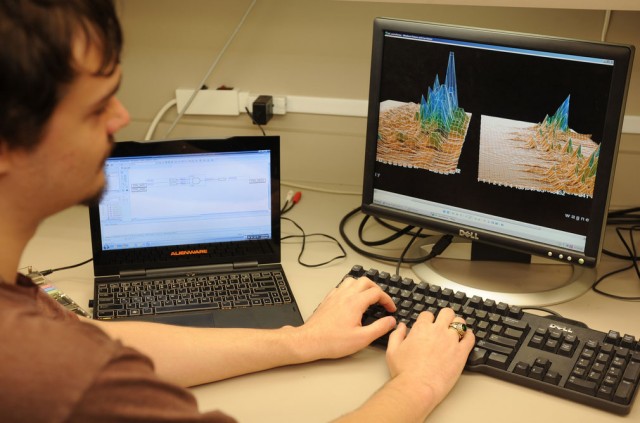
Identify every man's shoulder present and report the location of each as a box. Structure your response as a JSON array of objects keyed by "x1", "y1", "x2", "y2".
[{"x1": 0, "y1": 287, "x2": 144, "y2": 421}]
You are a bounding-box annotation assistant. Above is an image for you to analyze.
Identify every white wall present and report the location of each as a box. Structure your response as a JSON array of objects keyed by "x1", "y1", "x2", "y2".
[{"x1": 114, "y1": 0, "x2": 640, "y2": 207}]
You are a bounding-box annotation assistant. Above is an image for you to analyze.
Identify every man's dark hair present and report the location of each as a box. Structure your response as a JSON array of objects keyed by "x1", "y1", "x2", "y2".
[{"x1": 0, "y1": 0, "x2": 123, "y2": 150}]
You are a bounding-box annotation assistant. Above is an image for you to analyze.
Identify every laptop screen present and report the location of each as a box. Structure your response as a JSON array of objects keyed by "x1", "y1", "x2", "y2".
[
  {"x1": 89, "y1": 137, "x2": 282, "y2": 277},
  {"x1": 100, "y1": 150, "x2": 273, "y2": 251}
]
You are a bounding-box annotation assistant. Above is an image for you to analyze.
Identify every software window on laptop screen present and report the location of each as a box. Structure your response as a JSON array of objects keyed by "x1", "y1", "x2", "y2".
[{"x1": 99, "y1": 150, "x2": 272, "y2": 250}]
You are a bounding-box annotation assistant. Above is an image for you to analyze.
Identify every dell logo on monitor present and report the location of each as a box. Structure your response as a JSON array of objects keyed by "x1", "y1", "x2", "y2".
[{"x1": 459, "y1": 229, "x2": 479, "y2": 240}]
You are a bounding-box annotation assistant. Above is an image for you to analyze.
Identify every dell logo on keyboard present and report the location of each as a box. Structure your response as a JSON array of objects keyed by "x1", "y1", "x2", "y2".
[
  {"x1": 170, "y1": 249, "x2": 208, "y2": 256},
  {"x1": 459, "y1": 229, "x2": 479, "y2": 240},
  {"x1": 549, "y1": 323, "x2": 573, "y2": 334}
]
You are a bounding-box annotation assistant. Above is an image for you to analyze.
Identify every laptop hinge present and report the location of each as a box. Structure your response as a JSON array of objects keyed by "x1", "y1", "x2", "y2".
[
  {"x1": 144, "y1": 264, "x2": 235, "y2": 278},
  {"x1": 114, "y1": 262, "x2": 261, "y2": 280},
  {"x1": 233, "y1": 261, "x2": 259, "y2": 270},
  {"x1": 119, "y1": 269, "x2": 147, "y2": 278}
]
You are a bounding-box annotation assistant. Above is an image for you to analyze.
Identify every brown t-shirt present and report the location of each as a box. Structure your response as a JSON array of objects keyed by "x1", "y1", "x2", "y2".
[{"x1": 0, "y1": 274, "x2": 237, "y2": 423}]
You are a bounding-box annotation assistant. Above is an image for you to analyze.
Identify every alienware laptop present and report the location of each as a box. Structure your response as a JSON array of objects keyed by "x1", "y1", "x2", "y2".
[{"x1": 88, "y1": 136, "x2": 304, "y2": 328}]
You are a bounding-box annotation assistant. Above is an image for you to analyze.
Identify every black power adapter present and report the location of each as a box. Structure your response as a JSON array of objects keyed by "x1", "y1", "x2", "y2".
[{"x1": 252, "y1": 95, "x2": 273, "y2": 125}]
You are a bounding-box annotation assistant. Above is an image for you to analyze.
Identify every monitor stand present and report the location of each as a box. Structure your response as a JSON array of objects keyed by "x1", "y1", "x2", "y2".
[{"x1": 410, "y1": 237, "x2": 596, "y2": 307}]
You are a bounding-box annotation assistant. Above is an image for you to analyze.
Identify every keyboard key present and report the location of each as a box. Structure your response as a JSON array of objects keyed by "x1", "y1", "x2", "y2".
[
  {"x1": 623, "y1": 361, "x2": 640, "y2": 383},
  {"x1": 514, "y1": 361, "x2": 529, "y2": 376},
  {"x1": 614, "y1": 380, "x2": 635, "y2": 404},
  {"x1": 621, "y1": 334, "x2": 636, "y2": 349},
  {"x1": 597, "y1": 385, "x2": 614, "y2": 400},
  {"x1": 566, "y1": 376, "x2": 597, "y2": 395},
  {"x1": 467, "y1": 348, "x2": 487, "y2": 366},
  {"x1": 543, "y1": 370, "x2": 561, "y2": 385},
  {"x1": 606, "y1": 330, "x2": 621, "y2": 345},
  {"x1": 488, "y1": 334, "x2": 518, "y2": 349},
  {"x1": 476, "y1": 340, "x2": 514, "y2": 363},
  {"x1": 529, "y1": 365, "x2": 545, "y2": 380},
  {"x1": 487, "y1": 352, "x2": 509, "y2": 370}
]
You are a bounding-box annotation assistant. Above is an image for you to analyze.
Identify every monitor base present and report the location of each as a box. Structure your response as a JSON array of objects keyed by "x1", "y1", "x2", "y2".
[{"x1": 411, "y1": 258, "x2": 595, "y2": 307}]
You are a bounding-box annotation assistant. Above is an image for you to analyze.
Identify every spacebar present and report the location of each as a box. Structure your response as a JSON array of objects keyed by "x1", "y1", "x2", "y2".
[{"x1": 155, "y1": 303, "x2": 219, "y2": 314}]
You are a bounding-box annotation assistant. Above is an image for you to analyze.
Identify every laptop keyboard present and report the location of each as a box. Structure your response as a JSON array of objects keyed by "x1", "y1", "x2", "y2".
[{"x1": 95, "y1": 270, "x2": 293, "y2": 320}]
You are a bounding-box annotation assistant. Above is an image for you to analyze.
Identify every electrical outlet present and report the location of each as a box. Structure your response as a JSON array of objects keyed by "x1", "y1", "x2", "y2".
[
  {"x1": 272, "y1": 96, "x2": 286, "y2": 115},
  {"x1": 175, "y1": 88, "x2": 240, "y2": 115}
]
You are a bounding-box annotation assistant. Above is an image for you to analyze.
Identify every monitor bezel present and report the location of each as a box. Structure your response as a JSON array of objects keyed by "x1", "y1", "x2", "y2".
[{"x1": 361, "y1": 17, "x2": 634, "y2": 268}]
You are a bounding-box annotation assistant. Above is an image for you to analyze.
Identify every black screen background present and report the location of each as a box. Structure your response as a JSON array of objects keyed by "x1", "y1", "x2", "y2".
[{"x1": 373, "y1": 34, "x2": 615, "y2": 237}]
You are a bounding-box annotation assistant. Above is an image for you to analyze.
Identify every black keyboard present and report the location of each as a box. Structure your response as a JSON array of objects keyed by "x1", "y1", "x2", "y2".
[
  {"x1": 347, "y1": 265, "x2": 640, "y2": 415},
  {"x1": 94, "y1": 270, "x2": 293, "y2": 320}
]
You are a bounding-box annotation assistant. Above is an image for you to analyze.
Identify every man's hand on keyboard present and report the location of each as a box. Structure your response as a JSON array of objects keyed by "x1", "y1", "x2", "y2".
[
  {"x1": 386, "y1": 308, "x2": 475, "y2": 410},
  {"x1": 300, "y1": 276, "x2": 397, "y2": 360}
]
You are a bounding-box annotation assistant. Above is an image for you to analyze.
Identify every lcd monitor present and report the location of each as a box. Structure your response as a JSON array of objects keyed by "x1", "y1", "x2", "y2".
[{"x1": 361, "y1": 17, "x2": 634, "y2": 305}]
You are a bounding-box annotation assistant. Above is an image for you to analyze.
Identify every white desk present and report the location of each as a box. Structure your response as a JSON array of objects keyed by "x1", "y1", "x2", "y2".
[{"x1": 20, "y1": 190, "x2": 640, "y2": 422}]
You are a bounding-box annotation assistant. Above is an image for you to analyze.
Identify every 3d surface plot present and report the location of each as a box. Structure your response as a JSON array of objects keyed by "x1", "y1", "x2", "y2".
[
  {"x1": 377, "y1": 52, "x2": 471, "y2": 174},
  {"x1": 478, "y1": 96, "x2": 599, "y2": 198}
]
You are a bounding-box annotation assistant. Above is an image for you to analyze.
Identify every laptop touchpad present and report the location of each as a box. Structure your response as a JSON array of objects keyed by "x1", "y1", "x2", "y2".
[{"x1": 153, "y1": 312, "x2": 216, "y2": 328}]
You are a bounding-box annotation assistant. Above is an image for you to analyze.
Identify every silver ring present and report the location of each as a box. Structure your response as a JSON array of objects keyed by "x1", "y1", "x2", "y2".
[{"x1": 448, "y1": 322, "x2": 467, "y2": 341}]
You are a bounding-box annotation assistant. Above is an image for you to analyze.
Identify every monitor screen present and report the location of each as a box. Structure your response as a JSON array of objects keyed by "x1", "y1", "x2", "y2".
[{"x1": 361, "y1": 18, "x2": 633, "y2": 273}]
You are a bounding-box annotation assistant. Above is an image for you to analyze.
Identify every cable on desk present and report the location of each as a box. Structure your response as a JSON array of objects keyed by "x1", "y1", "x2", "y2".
[
  {"x1": 281, "y1": 217, "x2": 347, "y2": 267},
  {"x1": 372, "y1": 216, "x2": 429, "y2": 239},
  {"x1": 592, "y1": 224, "x2": 640, "y2": 301},
  {"x1": 603, "y1": 207, "x2": 640, "y2": 261},
  {"x1": 606, "y1": 206, "x2": 640, "y2": 222},
  {"x1": 521, "y1": 306, "x2": 563, "y2": 318},
  {"x1": 281, "y1": 190, "x2": 301, "y2": 215},
  {"x1": 395, "y1": 228, "x2": 423, "y2": 276},
  {"x1": 39, "y1": 258, "x2": 93, "y2": 276},
  {"x1": 358, "y1": 214, "x2": 417, "y2": 247},
  {"x1": 339, "y1": 206, "x2": 451, "y2": 271},
  {"x1": 279, "y1": 191, "x2": 346, "y2": 267},
  {"x1": 592, "y1": 263, "x2": 640, "y2": 301}
]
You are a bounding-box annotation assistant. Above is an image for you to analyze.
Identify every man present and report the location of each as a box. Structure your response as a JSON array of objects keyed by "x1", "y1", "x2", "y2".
[{"x1": 0, "y1": 1, "x2": 474, "y2": 422}]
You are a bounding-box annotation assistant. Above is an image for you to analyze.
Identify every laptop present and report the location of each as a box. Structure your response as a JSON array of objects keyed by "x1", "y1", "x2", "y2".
[{"x1": 88, "y1": 136, "x2": 304, "y2": 329}]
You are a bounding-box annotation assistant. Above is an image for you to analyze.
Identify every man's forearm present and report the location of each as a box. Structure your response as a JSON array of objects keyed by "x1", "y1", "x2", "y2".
[
  {"x1": 88, "y1": 319, "x2": 310, "y2": 387},
  {"x1": 333, "y1": 374, "x2": 435, "y2": 423}
]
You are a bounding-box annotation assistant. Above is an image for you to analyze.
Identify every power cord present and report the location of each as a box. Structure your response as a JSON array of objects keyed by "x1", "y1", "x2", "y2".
[
  {"x1": 244, "y1": 106, "x2": 266, "y2": 136},
  {"x1": 38, "y1": 258, "x2": 93, "y2": 276}
]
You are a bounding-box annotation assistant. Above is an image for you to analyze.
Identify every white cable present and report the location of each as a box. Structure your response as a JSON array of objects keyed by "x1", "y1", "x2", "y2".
[
  {"x1": 163, "y1": 0, "x2": 258, "y2": 138},
  {"x1": 601, "y1": 10, "x2": 611, "y2": 42},
  {"x1": 144, "y1": 98, "x2": 177, "y2": 141}
]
